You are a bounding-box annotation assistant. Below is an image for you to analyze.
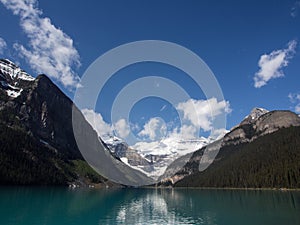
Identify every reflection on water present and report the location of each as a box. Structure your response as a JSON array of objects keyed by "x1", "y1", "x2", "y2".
[
  {"x1": 114, "y1": 189, "x2": 205, "y2": 225},
  {"x1": 0, "y1": 187, "x2": 299, "y2": 225}
]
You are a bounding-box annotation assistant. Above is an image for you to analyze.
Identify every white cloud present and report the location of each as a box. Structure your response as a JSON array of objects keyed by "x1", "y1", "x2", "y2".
[
  {"x1": 81, "y1": 109, "x2": 112, "y2": 137},
  {"x1": 82, "y1": 97, "x2": 231, "y2": 147},
  {"x1": 113, "y1": 119, "x2": 130, "y2": 139},
  {"x1": 138, "y1": 117, "x2": 167, "y2": 140},
  {"x1": 291, "y1": 1, "x2": 300, "y2": 18},
  {"x1": 254, "y1": 40, "x2": 297, "y2": 88},
  {"x1": 130, "y1": 122, "x2": 140, "y2": 132},
  {"x1": 175, "y1": 124, "x2": 197, "y2": 139},
  {"x1": 0, "y1": 0, "x2": 80, "y2": 88},
  {"x1": 82, "y1": 109, "x2": 131, "y2": 139},
  {"x1": 0, "y1": 37, "x2": 7, "y2": 54},
  {"x1": 137, "y1": 98, "x2": 230, "y2": 143},
  {"x1": 288, "y1": 93, "x2": 300, "y2": 113},
  {"x1": 176, "y1": 98, "x2": 231, "y2": 132}
]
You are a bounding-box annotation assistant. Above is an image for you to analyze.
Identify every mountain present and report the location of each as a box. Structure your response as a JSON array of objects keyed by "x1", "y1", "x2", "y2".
[
  {"x1": 98, "y1": 132, "x2": 214, "y2": 180},
  {"x1": 241, "y1": 107, "x2": 269, "y2": 124},
  {"x1": 171, "y1": 109, "x2": 300, "y2": 188},
  {"x1": 223, "y1": 109, "x2": 300, "y2": 146},
  {"x1": 0, "y1": 59, "x2": 35, "y2": 97},
  {"x1": 2, "y1": 58, "x2": 299, "y2": 188},
  {"x1": 131, "y1": 137, "x2": 212, "y2": 179},
  {"x1": 104, "y1": 136, "x2": 153, "y2": 169},
  {"x1": 0, "y1": 59, "x2": 152, "y2": 187}
]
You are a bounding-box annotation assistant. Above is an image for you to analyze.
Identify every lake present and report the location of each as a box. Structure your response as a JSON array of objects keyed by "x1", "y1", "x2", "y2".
[{"x1": 0, "y1": 187, "x2": 299, "y2": 225}]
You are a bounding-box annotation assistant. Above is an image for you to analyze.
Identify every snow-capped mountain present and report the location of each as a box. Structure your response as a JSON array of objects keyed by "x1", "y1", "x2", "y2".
[
  {"x1": 102, "y1": 134, "x2": 218, "y2": 180},
  {"x1": 131, "y1": 137, "x2": 212, "y2": 179},
  {"x1": 241, "y1": 107, "x2": 269, "y2": 124},
  {"x1": 102, "y1": 135, "x2": 125, "y2": 147},
  {"x1": 100, "y1": 127, "x2": 230, "y2": 179},
  {"x1": 132, "y1": 137, "x2": 209, "y2": 157},
  {"x1": 0, "y1": 59, "x2": 35, "y2": 98}
]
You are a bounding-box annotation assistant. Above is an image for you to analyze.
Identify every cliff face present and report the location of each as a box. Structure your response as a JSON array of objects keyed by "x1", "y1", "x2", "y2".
[{"x1": 223, "y1": 109, "x2": 300, "y2": 146}]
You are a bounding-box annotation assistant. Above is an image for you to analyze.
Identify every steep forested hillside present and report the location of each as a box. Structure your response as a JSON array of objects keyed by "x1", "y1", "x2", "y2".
[
  {"x1": 176, "y1": 126, "x2": 300, "y2": 188},
  {"x1": 0, "y1": 123, "x2": 112, "y2": 185}
]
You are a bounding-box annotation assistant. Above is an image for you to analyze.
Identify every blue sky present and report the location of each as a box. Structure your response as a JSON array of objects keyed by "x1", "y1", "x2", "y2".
[{"x1": 0, "y1": 0, "x2": 300, "y2": 144}]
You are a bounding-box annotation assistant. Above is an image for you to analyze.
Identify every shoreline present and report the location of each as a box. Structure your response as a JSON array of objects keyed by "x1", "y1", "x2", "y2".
[
  {"x1": 1, "y1": 184, "x2": 300, "y2": 191},
  {"x1": 142, "y1": 185, "x2": 300, "y2": 191},
  {"x1": 170, "y1": 186, "x2": 300, "y2": 191}
]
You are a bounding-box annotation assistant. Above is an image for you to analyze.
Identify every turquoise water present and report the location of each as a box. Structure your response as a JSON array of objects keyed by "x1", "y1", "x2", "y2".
[{"x1": 0, "y1": 187, "x2": 299, "y2": 225}]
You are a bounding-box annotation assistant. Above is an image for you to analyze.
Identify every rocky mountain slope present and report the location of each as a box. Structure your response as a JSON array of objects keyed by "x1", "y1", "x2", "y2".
[
  {"x1": 165, "y1": 108, "x2": 300, "y2": 188},
  {"x1": 0, "y1": 59, "x2": 152, "y2": 187}
]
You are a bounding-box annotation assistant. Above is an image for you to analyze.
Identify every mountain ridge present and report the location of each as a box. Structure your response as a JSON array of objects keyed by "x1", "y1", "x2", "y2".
[
  {"x1": 0, "y1": 58, "x2": 152, "y2": 187},
  {"x1": 156, "y1": 108, "x2": 300, "y2": 186}
]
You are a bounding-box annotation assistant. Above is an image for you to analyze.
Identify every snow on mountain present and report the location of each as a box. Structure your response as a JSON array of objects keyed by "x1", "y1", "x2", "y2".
[
  {"x1": 243, "y1": 107, "x2": 269, "y2": 122},
  {"x1": 0, "y1": 59, "x2": 35, "y2": 98},
  {"x1": 6, "y1": 89, "x2": 23, "y2": 98},
  {"x1": 0, "y1": 59, "x2": 35, "y2": 81},
  {"x1": 229, "y1": 107, "x2": 269, "y2": 132},
  {"x1": 127, "y1": 136, "x2": 211, "y2": 179},
  {"x1": 102, "y1": 131, "x2": 230, "y2": 180},
  {"x1": 102, "y1": 135, "x2": 124, "y2": 148},
  {"x1": 132, "y1": 136, "x2": 210, "y2": 157}
]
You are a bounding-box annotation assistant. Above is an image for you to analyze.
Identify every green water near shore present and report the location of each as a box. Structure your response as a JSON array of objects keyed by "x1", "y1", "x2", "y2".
[{"x1": 0, "y1": 187, "x2": 299, "y2": 225}]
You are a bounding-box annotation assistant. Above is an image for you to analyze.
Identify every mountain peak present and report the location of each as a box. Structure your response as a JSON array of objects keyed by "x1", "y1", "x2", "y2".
[
  {"x1": 0, "y1": 58, "x2": 35, "y2": 82},
  {"x1": 240, "y1": 107, "x2": 269, "y2": 125},
  {"x1": 249, "y1": 107, "x2": 269, "y2": 117},
  {"x1": 0, "y1": 58, "x2": 35, "y2": 98}
]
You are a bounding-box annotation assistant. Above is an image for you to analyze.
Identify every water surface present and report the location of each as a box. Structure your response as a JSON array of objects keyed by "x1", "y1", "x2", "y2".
[{"x1": 0, "y1": 187, "x2": 299, "y2": 225}]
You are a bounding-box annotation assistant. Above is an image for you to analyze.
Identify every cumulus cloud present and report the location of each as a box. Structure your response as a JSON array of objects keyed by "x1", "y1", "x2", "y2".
[
  {"x1": 137, "y1": 98, "x2": 230, "y2": 142},
  {"x1": 172, "y1": 124, "x2": 197, "y2": 139},
  {"x1": 81, "y1": 109, "x2": 112, "y2": 137},
  {"x1": 82, "y1": 97, "x2": 231, "y2": 146},
  {"x1": 254, "y1": 40, "x2": 297, "y2": 88},
  {"x1": 138, "y1": 117, "x2": 167, "y2": 140},
  {"x1": 113, "y1": 119, "x2": 130, "y2": 139},
  {"x1": 288, "y1": 93, "x2": 300, "y2": 113},
  {"x1": 0, "y1": 0, "x2": 80, "y2": 88},
  {"x1": 176, "y1": 98, "x2": 231, "y2": 131},
  {"x1": 82, "y1": 109, "x2": 132, "y2": 139},
  {"x1": 0, "y1": 37, "x2": 7, "y2": 54}
]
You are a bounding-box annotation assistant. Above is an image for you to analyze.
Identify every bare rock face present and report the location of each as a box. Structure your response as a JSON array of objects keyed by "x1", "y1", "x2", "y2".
[
  {"x1": 106, "y1": 140, "x2": 152, "y2": 167},
  {"x1": 223, "y1": 109, "x2": 300, "y2": 146},
  {"x1": 254, "y1": 111, "x2": 300, "y2": 135}
]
